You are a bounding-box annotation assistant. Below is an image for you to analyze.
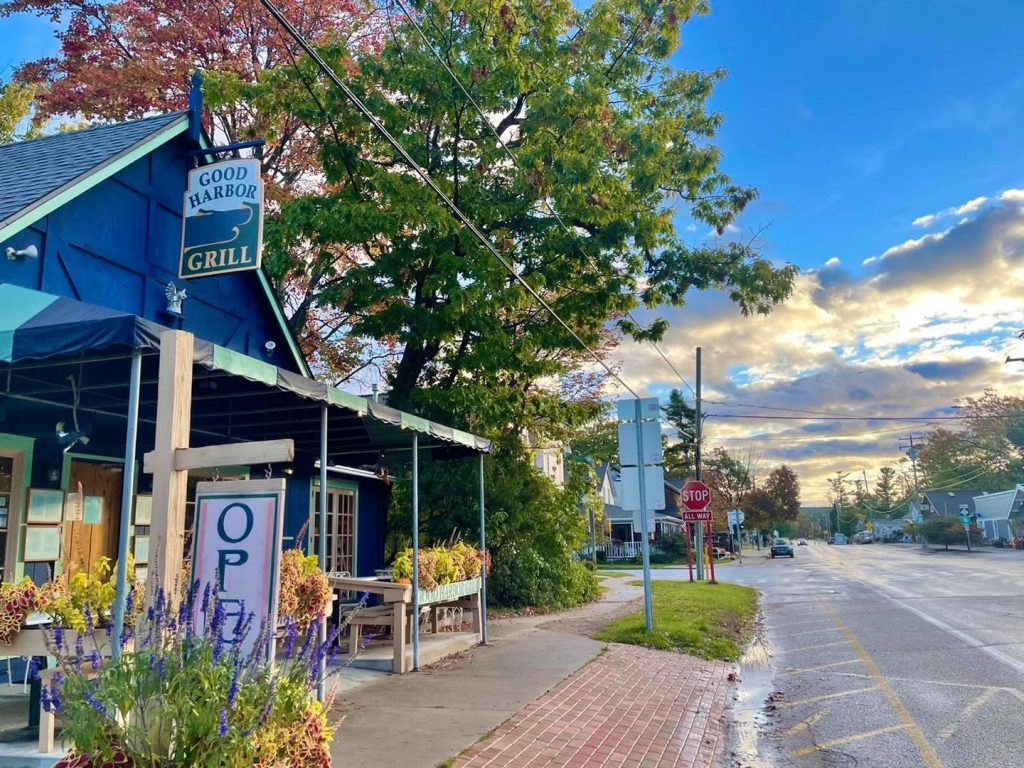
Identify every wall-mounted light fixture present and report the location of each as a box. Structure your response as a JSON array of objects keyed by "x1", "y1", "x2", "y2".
[
  {"x1": 264, "y1": 340, "x2": 276, "y2": 357},
  {"x1": 46, "y1": 468, "x2": 60, "y2": 483},
  {"x1": 5, "y1": 244, "x2": 38, "y2": 261}
]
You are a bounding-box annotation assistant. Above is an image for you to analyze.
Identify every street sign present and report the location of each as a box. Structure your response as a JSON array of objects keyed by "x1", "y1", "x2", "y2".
[
  {"x1": 618, "y1": 421, "x2": 664, "y2": 466},
  {"x1": 681, "y1": 480, "x2": 711, "y2": 512},
  {"x1": 682, "y1": 509, "x2": 713, "y2": 523},
  {"x1": 616, "y1": 397, "x2": 660, "y2": 422},
  {"x1": 727, "y1": 508, "x2": 744, "y2": 526}
]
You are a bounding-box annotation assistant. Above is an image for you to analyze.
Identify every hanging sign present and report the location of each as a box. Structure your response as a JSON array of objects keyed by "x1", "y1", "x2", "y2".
[
  {"x1": 180, "y1": 158, "x2": 264, "y2": 279},
  {"x1": 191, "y1": 479, "x2": 285, "y2": 659}
]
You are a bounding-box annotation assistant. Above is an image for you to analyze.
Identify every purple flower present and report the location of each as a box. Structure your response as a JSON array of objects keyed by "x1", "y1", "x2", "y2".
[
  {"x1": 75, "y1": 632, "x2": 84, "y2": 661},
  {"x1": 83, "y1": 605, "x2": 94, "y2": 633},
  {"x1": 201, "y1": 583, "x2": 212, "y2": 617},
  {"x1": 218, "y1": 709, "x2": 229, "y2": 738},
  {"x1": 228, "y1": 662, "x2": 241, "y2": 707},
  {"x1": 125, "y1": 588, "x2": 135, "y2": 619},
  {"x1": 28, "y1": 657, "x2": 39, "y2": 681},
  {"x1": 284, "y1": 620, "x2": 298, "y2": 659},
  {"x1": 84, "y1": 689, "x2": 107, "y2": 717},
  {"x1": 53, "y1": 626, "x2": 64, "y2": 652},
  {"x1": 89, "y1": 650, "x2": 101, "y2": 671}
]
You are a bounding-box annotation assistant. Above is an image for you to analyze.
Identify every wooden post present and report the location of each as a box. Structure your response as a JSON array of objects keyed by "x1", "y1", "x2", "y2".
[{"x1": 147, "y1": 331, "x2": 194, "y2": 605}]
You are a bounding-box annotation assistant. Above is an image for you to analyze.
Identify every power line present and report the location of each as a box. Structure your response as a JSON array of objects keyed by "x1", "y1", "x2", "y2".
[
  {"x1": 706, "y1": 413, "x2": 986, "y2": 422},
  {"x1": 258, "y1": 0, "x2": 640, "y2": 398},
  {"x1": 387, "y1": 0, "x2": 698, "y2": 398}
]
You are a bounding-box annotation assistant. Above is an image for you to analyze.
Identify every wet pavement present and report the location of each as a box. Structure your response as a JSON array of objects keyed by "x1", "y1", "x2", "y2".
[{"x1": 717, "y1": 542, "x2": 1024, "y2": 768}]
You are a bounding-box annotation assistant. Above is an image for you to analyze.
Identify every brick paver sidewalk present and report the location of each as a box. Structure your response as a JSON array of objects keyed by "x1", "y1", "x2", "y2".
[{"x1": 454, "y1": 643, "x2": 734, "y2": 768}]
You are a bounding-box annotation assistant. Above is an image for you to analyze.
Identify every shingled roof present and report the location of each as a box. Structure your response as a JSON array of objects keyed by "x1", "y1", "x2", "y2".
[{"x1": 0, "y1": 112, "x2": 188, "y2": 232}]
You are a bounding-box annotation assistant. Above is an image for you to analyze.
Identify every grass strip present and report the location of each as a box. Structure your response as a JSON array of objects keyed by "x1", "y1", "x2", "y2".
[{"x1": 593, "y1": 580, "x2": 757, "y2": 661}]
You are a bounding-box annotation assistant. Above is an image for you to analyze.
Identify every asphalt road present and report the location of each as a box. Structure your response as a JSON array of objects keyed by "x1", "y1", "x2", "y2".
[{"x1": 701, "y1": 542, "x2": 1024, "y2": 768}]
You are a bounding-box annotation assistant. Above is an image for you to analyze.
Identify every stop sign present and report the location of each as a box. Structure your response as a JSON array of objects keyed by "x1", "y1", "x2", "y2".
[{"x1": 681, "y1": 480, "x2": 711, "y2": 511}]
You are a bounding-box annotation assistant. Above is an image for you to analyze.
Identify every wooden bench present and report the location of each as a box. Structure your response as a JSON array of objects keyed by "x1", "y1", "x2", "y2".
[{"x1": 347, "y1": 603, "x2": 411, "y2": 674}]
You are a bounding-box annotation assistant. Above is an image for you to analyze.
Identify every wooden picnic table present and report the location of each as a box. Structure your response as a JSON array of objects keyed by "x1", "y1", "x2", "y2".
[{"x1": 328, "y1": 575, "x2": 482, "y2": 674}]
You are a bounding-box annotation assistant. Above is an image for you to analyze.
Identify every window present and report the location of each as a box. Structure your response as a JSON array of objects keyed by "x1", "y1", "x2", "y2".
[
  {"x1": 311, "y1": 485, "x2": 356, "y2": 575},
  {"x1": 0, "y1": 457, "x2": 11, "y2": 581}
]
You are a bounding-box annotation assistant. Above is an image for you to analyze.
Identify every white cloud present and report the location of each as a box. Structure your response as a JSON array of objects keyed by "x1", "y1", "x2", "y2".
[
  {"x1": 613, "y1": 194, "x2": 1024, "y2": 503},
  {"x1": 912, "y1": 195, "x2": 990, "y2": 228}
]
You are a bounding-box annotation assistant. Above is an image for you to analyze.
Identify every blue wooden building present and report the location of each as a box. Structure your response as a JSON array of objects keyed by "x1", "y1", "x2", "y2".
[{"x1": 0, "y1": 103, "x2": 488, "y2": 587}]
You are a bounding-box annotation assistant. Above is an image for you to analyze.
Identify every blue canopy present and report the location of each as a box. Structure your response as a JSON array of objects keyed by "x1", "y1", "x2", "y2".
[
  {"x1": 0, "y1": 283, "x2": 491, "y2": 457},
  {"x1": 0, "y1": 283, "x2": 163, "y2": 362}
]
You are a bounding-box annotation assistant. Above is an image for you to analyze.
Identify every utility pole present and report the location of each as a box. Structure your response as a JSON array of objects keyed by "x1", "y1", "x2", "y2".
[
  {"x1": 900, "y1": 434, "x2": 924, "y2": 547},
  {"x1": 694, "y1": 346, "x2": 704, "y2": 581}
]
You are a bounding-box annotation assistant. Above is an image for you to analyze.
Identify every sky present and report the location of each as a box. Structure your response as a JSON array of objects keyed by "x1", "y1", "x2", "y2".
[
  {"x1": 6, "y1": 2, "x2": 1024, "y2": 504},
  {"x1": 614, "y1": 0, "x2": 1024, "y2": 503}
]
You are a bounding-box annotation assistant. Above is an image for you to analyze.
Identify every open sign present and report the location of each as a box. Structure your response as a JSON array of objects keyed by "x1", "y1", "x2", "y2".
[{"x1": 191, "y1": 479, "x2": 285, "y2": 659}]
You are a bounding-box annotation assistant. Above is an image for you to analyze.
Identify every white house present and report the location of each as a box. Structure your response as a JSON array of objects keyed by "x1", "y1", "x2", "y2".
[
  {"x1": 597, "y1": 463, "x2": 684, "y2": 545},
  {"x1": 972, "y1": 486, "x2": 1024, "y2": 541}
]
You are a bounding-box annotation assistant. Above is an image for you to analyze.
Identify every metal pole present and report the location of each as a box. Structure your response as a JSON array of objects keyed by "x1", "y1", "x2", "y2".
[
  {"x1": 694, "y1": 347, "x2": 704, "y2": 580},
  {"x1": 412, "y1": 434, "x2": 420, "y2": 670},
  {"x1": 318, "y1": 404, "x2": 328, "y2": 702},
  {"x1": 685, "y1": 522, "x2": 694, "y2": 582},
  {"x1": 478, "y1": 453, "x2": 488, "y2": 645},
  {"x1": 111, "y1": 349, "x2": 142, "y2": 659},
  {"x1": 634, "y1": 399, "x2": 654, "y2": 632}
]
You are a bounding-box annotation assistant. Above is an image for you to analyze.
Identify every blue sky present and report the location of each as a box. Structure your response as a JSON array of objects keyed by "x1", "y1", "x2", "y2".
[{"x1": 674, "y1": 0, "x2": 1024, "y2": 275}]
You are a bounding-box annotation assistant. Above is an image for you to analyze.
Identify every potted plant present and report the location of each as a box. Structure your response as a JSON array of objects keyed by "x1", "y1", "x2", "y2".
[
  {"x1": 391, "y1": 551, "x2": 413, "y2": 584},
  {"x1": 0, "y1": 578, "x2": 45, "y2": 645},
  {"x1": 278, "y1": 549, "x2": 331, "y2": 630}
]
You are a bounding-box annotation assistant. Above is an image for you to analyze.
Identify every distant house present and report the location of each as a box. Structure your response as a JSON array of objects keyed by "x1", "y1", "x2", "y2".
[
  {"x1": 526, "y1": 432, "x2": 565, "y2": 488},
  {"x1": 972, "y1": 486, "x2": 1024, "y2": 541},
  {"x1": 595, "y1": 463, "x2": 684, "y2": 544},
  {"x1": 908, "y1": 490, "x2": 986, "y2": 521}
]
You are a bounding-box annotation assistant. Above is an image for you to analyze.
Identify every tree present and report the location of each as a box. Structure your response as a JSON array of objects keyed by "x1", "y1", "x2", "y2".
[
  {"x1": 570, "y1": 415, "x2": 619, "y2": 465},
  {"x1": 662, "y1": 389, "x2": 697, "y2": 478},
  {"x1": 920, "y1": 517, "x2": 971, "y2": 551},
  {"x1": 255, "y1": 0, "x2": 796, "y2": 414},
  {"x1": 704, "y1": 447, "x2": 759, "y2": 529},
  {"x1": 874, "y1": 466, "x2": 898, "y2": 509},
  {"x1": 762, "y1": 465, "x2": 801, "y2": 524},
  {"x1": 0, "y1": 79, "x2": 38, "y2": 144}
]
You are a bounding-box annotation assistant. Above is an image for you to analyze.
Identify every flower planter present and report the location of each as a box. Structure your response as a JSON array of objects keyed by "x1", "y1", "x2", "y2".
[{"x1": 417, "y1": 577, "x2": 481, "y2": 606}]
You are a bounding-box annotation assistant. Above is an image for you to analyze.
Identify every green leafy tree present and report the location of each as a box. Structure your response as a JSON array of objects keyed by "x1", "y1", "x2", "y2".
[
  {"x1": 0, "y1": 79, "x2": 39, "y2": 144},
  {"x1": 570, "y1": 415, "x2": 619, "y2": 465},
  {"x1": 259, "y1": 0, "x2": 796, "y2": 409},
  {"x1": 920, "y1": 517, "x2": 972, "y2": 550}
]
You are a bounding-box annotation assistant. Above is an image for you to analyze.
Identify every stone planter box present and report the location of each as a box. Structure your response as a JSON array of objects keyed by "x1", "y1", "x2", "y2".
[{"x1": 418, "y1": 577, "x2": 481, "y2": 606}]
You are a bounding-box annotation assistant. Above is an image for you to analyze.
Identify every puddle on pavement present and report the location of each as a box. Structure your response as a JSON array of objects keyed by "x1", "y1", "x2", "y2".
[{"x1": 730, "y1": 627, "x2": 776, "y2": 768}]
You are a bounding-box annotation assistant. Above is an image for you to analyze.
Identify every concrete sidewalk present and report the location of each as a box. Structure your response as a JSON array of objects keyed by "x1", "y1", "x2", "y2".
[{"x1": 330, "y1": 578, "x2": 735, "y2": 768}]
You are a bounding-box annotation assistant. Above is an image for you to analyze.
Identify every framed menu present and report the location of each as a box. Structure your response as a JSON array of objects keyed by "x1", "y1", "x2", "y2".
[
  {"x1": 27, "y1": 489, "x2": 64, "y2": 523},
  {"x1": 24, "y1": 526, "x2": 61, "y2": 562}
]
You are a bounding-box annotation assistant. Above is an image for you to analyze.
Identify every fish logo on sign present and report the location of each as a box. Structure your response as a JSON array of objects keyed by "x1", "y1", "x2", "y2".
[{"x1": 180, "y1": 158, "x2": 264, "y2": 279}]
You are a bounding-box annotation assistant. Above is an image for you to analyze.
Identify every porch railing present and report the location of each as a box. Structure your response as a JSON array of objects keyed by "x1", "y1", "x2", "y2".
[{"x1": 579, "y1": 542, "x2": 660, "y2": 561}]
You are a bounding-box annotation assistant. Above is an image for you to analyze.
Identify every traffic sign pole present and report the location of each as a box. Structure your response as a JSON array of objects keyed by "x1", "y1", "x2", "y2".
[
  {"x1": 685, "y1": 522, "x2": 694, "y2": 582},
  {"x1": 634, "y1": 398, "x2": 654, "y2": 632}
]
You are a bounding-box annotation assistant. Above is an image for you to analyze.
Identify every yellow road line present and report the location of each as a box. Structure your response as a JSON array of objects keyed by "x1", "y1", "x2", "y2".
[
  {"x1": 782, "y1": 709, "x2": 827, "y2": 739},
  {"x1": 787, "y1": 626, "x2": 843, "y2": 637},
  {"x1": 778, "y1": 685, "x2": 879, "y2": 709},
  {"x1": 818, "y1": 597, "x2": 944, "y2": 768},
  {"x1": 938, "y1": 690, "x2": 996, "y2": 741},
  {"x1": 786, "y1": 659, "x2": 861, "y2": 674},
  {"x1": 788, "y1": 724, "x2": 907, "y2": 758},
  {"x1": 778, "y1": 639, "x2": 853, "y2": 654}
]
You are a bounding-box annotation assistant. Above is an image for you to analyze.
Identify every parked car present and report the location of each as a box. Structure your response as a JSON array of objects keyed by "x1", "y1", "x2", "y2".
[
  {"x1": 770, "y1": 538, "x2": 795, "y2": 558},
  {"x1": 827, "y1": 536, "x2": 835, "y2": 545}
]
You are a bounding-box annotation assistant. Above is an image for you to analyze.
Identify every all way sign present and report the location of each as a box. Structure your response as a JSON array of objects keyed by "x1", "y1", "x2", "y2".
[{"x1": 681, "y1": 479, "x2": 712, "y2": 522}]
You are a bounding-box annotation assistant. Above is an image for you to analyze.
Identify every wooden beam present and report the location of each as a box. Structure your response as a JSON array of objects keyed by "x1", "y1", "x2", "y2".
[
  {"x1": 146, "y1": 331, "x2": 194, "y2": 606},
  {"x1": 142, "y1": 439, "x2": 295, "y2": 474}
]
